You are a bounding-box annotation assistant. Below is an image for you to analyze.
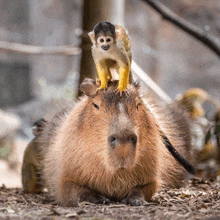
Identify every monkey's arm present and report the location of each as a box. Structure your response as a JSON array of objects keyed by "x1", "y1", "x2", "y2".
[
  {"x1": 97, "y1": 60, "x2": 131, "y2": 91},
  {"x1": 118, "y1": 63, "x2": 131, "y2": 91},
  {"x1": 95, "y1": 61, "x2": 111, "y2": 90}
]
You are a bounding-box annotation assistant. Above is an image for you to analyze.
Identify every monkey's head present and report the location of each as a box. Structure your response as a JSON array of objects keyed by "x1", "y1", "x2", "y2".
[
  {"x1": 88, "y1": 22, "x2": 120, "y2": 51},
  {"x1": 32, "y1": 118, "x2": 46, "y2": 136}
]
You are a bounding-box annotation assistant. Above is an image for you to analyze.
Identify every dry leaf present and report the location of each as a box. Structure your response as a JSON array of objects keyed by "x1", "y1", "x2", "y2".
[{"x1": 65, "y1": 212, "x2": 78, "y2": 218}]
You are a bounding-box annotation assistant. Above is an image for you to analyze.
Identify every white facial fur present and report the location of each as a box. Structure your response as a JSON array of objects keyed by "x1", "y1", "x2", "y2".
[
  {"x1": 88, "y1": 29, "x2": 122, "y2": 61},
  {"x1": 97, "y1": 36, "x2": 113, "y2": 46}
]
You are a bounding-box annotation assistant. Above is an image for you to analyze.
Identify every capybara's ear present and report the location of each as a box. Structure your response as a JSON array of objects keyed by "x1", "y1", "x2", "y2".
[
  {"x1": 133, "y1": 80, "x2": 140, "y2": 89},
  {"x1": 80, "y1": 78, "x2": 98, "y2": 97},
  {"x1": 127, "y1": 80, "x2": 140, "y2": 97}
]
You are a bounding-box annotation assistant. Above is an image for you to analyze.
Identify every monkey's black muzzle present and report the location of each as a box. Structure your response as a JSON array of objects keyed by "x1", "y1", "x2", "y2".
[{"x1": 101, "y1": 45, "x2": 110, "y2": 51}]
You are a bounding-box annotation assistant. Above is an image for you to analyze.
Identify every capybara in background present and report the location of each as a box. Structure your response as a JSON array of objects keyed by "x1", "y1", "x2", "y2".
[{"x1": 22, "y1": 78, "x2": 193, "y2": 206}]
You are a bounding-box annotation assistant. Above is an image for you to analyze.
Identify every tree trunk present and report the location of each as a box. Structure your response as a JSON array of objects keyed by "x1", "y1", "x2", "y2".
[{"x1": 79, "y1": 0, "x2": 125, "y2": 95}]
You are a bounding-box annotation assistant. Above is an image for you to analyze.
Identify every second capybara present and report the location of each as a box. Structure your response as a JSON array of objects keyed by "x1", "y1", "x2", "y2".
[{"x1": 23, "y1": 78, "x2": 193, "y2": 206}]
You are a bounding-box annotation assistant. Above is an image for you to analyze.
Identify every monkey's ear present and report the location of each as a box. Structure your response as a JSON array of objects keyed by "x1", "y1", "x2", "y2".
[
  {"x1": 88, "y1": 31, "x2": 96, "y2": 44},
  {"x1": 115, "y1": 29, "x2": 121, "y2": 40},
  {"x1": 80, "y1": 78, "x2": 98, "y2": 97}
]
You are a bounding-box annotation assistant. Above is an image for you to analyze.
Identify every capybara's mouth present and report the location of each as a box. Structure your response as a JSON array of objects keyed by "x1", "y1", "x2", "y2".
[{"x1": 112, "y1": 157, "x2": 136, "y2": 171}]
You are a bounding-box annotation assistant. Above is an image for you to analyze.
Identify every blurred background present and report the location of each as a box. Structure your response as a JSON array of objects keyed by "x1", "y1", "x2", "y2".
[{"x1": 0, "y1": 0, "x2": 220, "y2": 188}]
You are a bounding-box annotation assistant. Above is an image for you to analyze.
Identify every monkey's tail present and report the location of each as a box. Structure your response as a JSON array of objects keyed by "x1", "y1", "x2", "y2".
[{"x1": 162, "y1": 134, "x2": 196, "y2": 175}]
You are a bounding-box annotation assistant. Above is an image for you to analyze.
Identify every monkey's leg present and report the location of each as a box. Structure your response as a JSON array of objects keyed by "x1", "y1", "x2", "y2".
[
  {"x1": 118, "y1": 65, "x2": 130, "y2": 91},
  {"x1": 59, "y1": 181, "x2": 110, "y2": 206},
  {"x1": 95, "y1": 63, "x2": 110, "y2": 89}
]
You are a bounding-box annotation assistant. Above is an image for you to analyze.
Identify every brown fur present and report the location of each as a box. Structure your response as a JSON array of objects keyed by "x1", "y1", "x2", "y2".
[
  {"x1": 142, "y1": 93, "x2": 193, "y2": 186},
  {"x1": 32, "y1": 79, "x2": 193, "y2": 206},
  {"x1": 22, "y1": 106, "x2": 73, "y2": 194},
  {"x1": 21, "y1": 79, "x2": 192, "y2": 205}
]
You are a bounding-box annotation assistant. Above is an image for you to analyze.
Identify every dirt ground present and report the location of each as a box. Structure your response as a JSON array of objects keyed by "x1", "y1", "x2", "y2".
[{"x1": 0, "y1": 178, "x2": 220, "y2": 220}]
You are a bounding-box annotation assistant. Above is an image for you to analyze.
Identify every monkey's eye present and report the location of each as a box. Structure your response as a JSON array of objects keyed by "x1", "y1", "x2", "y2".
[
  {"x1": 92, "y1": 102, "x2": 99, "y2": 110},
  {"x1": 106, "y1": 38, "x2": 112, "y2": 43},
  {"x1": 98, "y1": 37, "x2": 105, "y2": 44}
]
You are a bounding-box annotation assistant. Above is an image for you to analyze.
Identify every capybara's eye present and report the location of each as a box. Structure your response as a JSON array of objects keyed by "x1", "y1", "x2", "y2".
[
  {"x1": 136, "y1": 98, "x2": 142, "y2": 110},
  {"x1": 136, "y1": 103, "x2": 141, "y2": 109},
  {"x1": 92, "y1": 102, "x2": 99, "y2": 110},
  {"x1": 130, "y1": 135, "x2": 137, "y2": 144}
]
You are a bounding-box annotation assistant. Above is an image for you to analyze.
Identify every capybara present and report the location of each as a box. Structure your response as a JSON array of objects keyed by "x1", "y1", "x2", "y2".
[{"x1": 22, "y1": 78, "x2": 193, "y2": 206}]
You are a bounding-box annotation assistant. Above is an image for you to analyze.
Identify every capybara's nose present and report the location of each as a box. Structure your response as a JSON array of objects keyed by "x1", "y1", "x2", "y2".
[{"x1": 108, "y1": 131, "x2": 137, "y2": 148}]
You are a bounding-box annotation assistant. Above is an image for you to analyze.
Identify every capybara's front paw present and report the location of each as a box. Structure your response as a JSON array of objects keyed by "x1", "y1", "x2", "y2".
[
  {"x1": 122, "y1": 197, "x2": 144, "y2": 206},
  {"x1": 80, "y1": 191, "x2": 110, "y2": 205},
  {"x1": 121, "y1": 190, "x2": 145, "y2": 206}
]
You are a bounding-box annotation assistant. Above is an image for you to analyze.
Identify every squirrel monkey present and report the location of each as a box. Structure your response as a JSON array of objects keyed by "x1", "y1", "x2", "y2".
[
  {"x1": 88, "y1": 22, "x2": 132, "y2": 92},
  {"x1": 175, "y1": 88, "x2": 217, "y2": 120},
  {"x1": 22, "y1": 118, "x2": 46, "y2": 193}
]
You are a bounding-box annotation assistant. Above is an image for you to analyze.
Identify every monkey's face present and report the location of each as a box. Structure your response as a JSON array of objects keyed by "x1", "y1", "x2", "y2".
[
  {"x1": 96, "y1": 33, "x2": 114, "y2": 51},
  {"x1": 88, "y1": 22, "x2": 119, "y2": 52},
  {"x1": 96, "y1": 35, "x2": 114, "y2": 51}
]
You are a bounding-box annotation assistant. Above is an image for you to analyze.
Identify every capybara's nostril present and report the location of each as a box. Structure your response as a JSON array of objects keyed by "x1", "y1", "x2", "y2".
[
  {"x1": 129, "y1": 134, "x2": 137, "y2": 146},
  {"x1": 108, "y1": 135, "x2": 117, "y2": 148},
  {"x1": 108, "y1": 132, "x2": 137, "y2": 148}
]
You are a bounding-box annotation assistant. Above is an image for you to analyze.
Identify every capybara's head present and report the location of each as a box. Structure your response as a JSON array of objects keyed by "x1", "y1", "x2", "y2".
[{"x1": 79, "y1": 79, "x2": 159, "y2": 172}]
